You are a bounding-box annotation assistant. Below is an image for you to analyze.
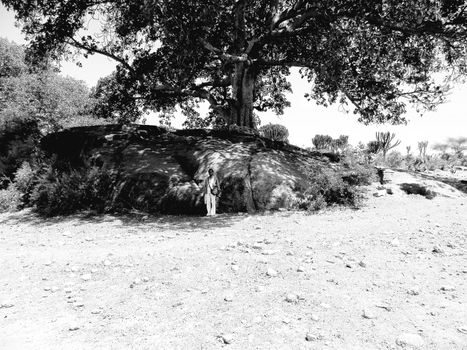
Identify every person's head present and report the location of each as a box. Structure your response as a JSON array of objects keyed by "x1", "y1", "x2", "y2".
[{"x1": 208, "y1": 168, "x2": 214, "y2": 176}]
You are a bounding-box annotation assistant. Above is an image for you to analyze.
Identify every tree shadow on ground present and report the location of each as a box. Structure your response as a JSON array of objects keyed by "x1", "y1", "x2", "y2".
[{"x1": 0, "y1": 209, "x2": 249, "y2": 231}]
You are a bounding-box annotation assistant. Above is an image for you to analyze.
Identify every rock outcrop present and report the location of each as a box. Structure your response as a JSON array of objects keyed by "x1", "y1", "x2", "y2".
[{"x1": 40, "y1": 124, "x2": 344, "y2": 215}]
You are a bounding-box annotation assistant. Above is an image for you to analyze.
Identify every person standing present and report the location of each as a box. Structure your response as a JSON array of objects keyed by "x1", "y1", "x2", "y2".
[{"x1": 204, "y1": 168, "x2": 219, "y2": 216}]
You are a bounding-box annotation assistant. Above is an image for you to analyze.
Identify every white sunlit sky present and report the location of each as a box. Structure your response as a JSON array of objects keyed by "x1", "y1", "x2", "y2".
[{"x1": 1, "y1": 4, "x2": 466, "y2": 151}]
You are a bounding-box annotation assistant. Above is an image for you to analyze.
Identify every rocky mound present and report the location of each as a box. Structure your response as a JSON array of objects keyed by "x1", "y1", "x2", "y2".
[{"x1": 40, "y1": 124, "x2": 349, "y2": 215}]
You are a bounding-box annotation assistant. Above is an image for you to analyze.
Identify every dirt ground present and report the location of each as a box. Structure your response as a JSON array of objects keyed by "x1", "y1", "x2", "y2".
[{"x1": 1, "y1": 183, "x2": 466, "y2": 349}]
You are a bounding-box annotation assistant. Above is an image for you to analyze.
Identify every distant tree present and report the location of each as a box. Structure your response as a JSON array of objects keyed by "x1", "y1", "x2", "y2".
[
  {"x1": 447, "y1": 136, "x2": 467, "y2": 157},
  {"x1": 376, "y1": 132, "x2": 401, "y2": 160},
  {"x1": 312, "y1": 135, "x2": 333, "y2": 151},
  {"x1": 406, "y1": 145, "x2": 412, "y2": 157},
  {"x1": 0, "y1": 38, "x2": 96, "y2": 133},
  {"x1": 432, "y1": 142, "x2": 450, "y2": 154},
  {"x1": 259, "y1": 123, "x2": 289, "y2": 142},
  {"x1": 4, "y1": 1, "x2": 467, "y2": 128},
  {"x1": 418, "y1": 141, "x2": 429, "y2": 160}
]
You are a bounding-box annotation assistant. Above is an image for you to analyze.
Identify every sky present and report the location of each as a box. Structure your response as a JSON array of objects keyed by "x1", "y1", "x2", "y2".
[{"x1": 1, "y1": 4, "x2": 466, "y2": 151}]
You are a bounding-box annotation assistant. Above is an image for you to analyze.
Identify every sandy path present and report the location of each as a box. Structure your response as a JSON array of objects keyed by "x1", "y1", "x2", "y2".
[{"x1": 0, "y1": 192, "x2": 466, "y2": 349}]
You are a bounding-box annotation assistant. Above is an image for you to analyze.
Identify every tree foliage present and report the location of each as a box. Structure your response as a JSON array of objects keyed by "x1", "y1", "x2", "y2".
[
  {"x1": 4, "y1": 0, "x2": 467, "y2": 128},
  {"x1": 0, "y1": 38, "x2": 96, "y2": 132}
]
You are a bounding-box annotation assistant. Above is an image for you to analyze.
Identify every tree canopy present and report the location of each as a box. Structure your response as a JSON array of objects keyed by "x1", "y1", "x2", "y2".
[
  {"x1": 3, "y1": 0, "x2": 467, "y2": 128},
  {"x1": 0, "y1": 38, "x2": 96, "y2": 133}
]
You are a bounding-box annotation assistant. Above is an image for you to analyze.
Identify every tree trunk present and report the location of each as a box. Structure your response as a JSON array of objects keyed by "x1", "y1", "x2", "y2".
[{"x1": 229, "y1": 63, "x2": 256, "y2": 129}]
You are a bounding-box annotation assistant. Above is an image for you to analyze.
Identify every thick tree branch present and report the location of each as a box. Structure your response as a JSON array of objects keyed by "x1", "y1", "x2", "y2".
[{"x1": 65, "y1": 36, "x2": 135, "y2": 73}]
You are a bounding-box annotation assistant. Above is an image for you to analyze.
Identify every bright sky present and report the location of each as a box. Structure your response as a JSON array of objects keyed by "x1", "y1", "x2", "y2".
[{"x1": 1, "y1": 4, "x2": 466, "y2": 151}]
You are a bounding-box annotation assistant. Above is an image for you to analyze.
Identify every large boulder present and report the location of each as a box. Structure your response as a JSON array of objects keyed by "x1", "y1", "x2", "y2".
[{"x1": 40, "y1": 124, "x2": 343, "y2": 214}]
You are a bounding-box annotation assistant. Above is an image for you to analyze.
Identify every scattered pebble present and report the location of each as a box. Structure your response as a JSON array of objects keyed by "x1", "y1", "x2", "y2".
[
  {"x1": 285, "y1": 293, "x2": 298, "y2": 303},
  {"x1": 0, "y1": 302, "x2": 14, "y2": 309},
  {"x1": 440, "y1": 285, "x2": 455, "y2": 292},
  {"x1": 81, "y1": 274, "x2": 91, "y2": 281},
  {"x1": 395, "y1": 333, "x2": 424, "y2": 348},
  {"x1": 305, "y1": 333, "x2": 321, "y2": 342},
  {"x1": 221, "y1": 333, "x2": 234, "y2": 344},
  {"x1": 266, "y1": 268, "x2": 278, "y2": 277},
  {"x1": 310, "y1": 314, "x2": 319, "y2": 322},
  {"x1": 362, "y1": 308, "x2": 377, "y2": 319}
]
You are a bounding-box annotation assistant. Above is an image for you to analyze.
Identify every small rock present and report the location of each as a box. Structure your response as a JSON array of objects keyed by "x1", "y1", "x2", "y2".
[
  {"x1": 457, "y1": 326, "x2": 467, "y2": 334},
  {"x1": 91, "y1": 309, "x2": 101, "y2": 314},
  {"x1": 81, "y1": 274, "x2": 91, "y2": 281},
  {"x1": 297, "y1": 266, "x2": 305, "y2": 272},
  {"x1": 266, "y1": 268, "x2": 278, "y2": 277},
  {"x1": 358, "y1": 260, "x2": 367, "y2": 268},
  {"x1": 50, "y1": 286, "x2": 59, "y2": 293},
  {"x1": 310, "y1": 314, "x2": 319, "y2": 321},
  {"x1": 395, "y1": 333, "x2": 424, "y2": 348},
  {"x1": 362, "y1": 308, "x2": 377, "y2": 319},
  {"x1": 251, "y1": 244, "x2": 263, "y2": 250},
  {"x1": 407, "y1": 288, "x2": 420, "y2": 296},
  {"x1": 432, "y1": 246, "x2": 444, "y2": 254},
  {"x1": 85, "y1": 237, "x2": 93, "y2": 242},
  {"x1": 440, "y1": 285, "x2": 455, "y2": 292},
  {"x1": 285, "y1": 293, "x2": 298, "y2": 303},
  {"x1": 253, "y1": 316, "x2": 262, "y2": 323},
  {"x1": 224, "y1": 294, "x2": 234, "y2": 302},
  {"x1": 68, "y1": 325, "x2": 80, "y2": 331},
  {"x1": 305, "y1": 333, "x2": 321, "y2": 342},
  {"x1": 90, "y1": 269, "x2": 98, "y2": 274},
  {"x1": 64, "y1": 288, "x2": 73, "y2": 294},
  {"x1": 0, "y1": 302, "x2": 14, "y2": 309},
  {"x1": 262, "y1": 249, "x2": 277, "y2": 256},
  {"x1": 221, "y1": 333, "x2": 234, "y2": 344},
  {"x1": 133, "y1": 278, "x2": 141, "y2": 285},
  {"x1": 142, "y1": 277, "x2": 150, "y2": 283}
]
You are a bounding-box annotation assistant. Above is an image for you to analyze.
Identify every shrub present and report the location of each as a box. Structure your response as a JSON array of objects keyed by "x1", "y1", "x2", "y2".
[
  {"x1": 312, "y1": 134, "x2": 333, "y2": 150},
  {"x1": 0, "y1": 179, "x2": 22, "y2": 212},
  {"x1": 259, "y1": 123, "x2": 289, "y2": 142},
  {"x1": 386, "y1": 151, "x2": 404, "y2": 168},
  {"x1": 31, "y1": 166, "x2": 117, "y2": 216},
  {"x1": 296, "y1": 166, "x2": 365, "y2": 212}
]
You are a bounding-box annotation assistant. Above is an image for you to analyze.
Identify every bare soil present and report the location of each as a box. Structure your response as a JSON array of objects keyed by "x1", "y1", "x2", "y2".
[{"x1": 1, "y1": 186, "x2": 466, "y2": 349}]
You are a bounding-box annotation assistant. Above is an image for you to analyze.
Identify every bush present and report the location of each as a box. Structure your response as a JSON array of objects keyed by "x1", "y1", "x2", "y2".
[
  {"x1": 296, "y1": 165, "x2": 366, "y2": 212},
  {"x1": 0, "y1": 180, "x2": 22, "y2": 212},
  {"x1": 386, "y1": 151, "x2": 404, "y2": 168},
  {"x1": 259, "y1": 123, "x2": 289, "y2": 142},
  {"x1": 31, "y1": 166, "x2": 117, "y2": 216}
]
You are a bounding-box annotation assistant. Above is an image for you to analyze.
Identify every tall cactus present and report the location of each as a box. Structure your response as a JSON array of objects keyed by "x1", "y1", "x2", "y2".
[{"x1": 376, "y1": 132, "x2": 401, "y2": 161}]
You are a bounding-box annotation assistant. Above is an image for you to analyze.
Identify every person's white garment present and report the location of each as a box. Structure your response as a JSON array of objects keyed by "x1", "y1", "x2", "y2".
[
  {"x1": 205, "y1": 175, "x2": 218, "y2": 216},
  {"x1": 205, "y1": 191, "x2": 216, "y2": 215}
]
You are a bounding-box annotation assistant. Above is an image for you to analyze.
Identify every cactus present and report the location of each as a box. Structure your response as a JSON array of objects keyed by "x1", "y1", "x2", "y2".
[
  {"x1": 258, "y1": 123, "x2": 289, "y2": 142},
  {"x1": 418, "y1": 141, "x2": 428, "y2": 160},
  {"x1": 376, "y1": 132, "x2": 401, "y2": 160}
]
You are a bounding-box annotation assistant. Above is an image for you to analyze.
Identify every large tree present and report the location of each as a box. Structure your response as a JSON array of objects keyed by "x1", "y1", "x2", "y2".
[{"x1": 4, "y1": 0, "x2": 467, "y2": 128}]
